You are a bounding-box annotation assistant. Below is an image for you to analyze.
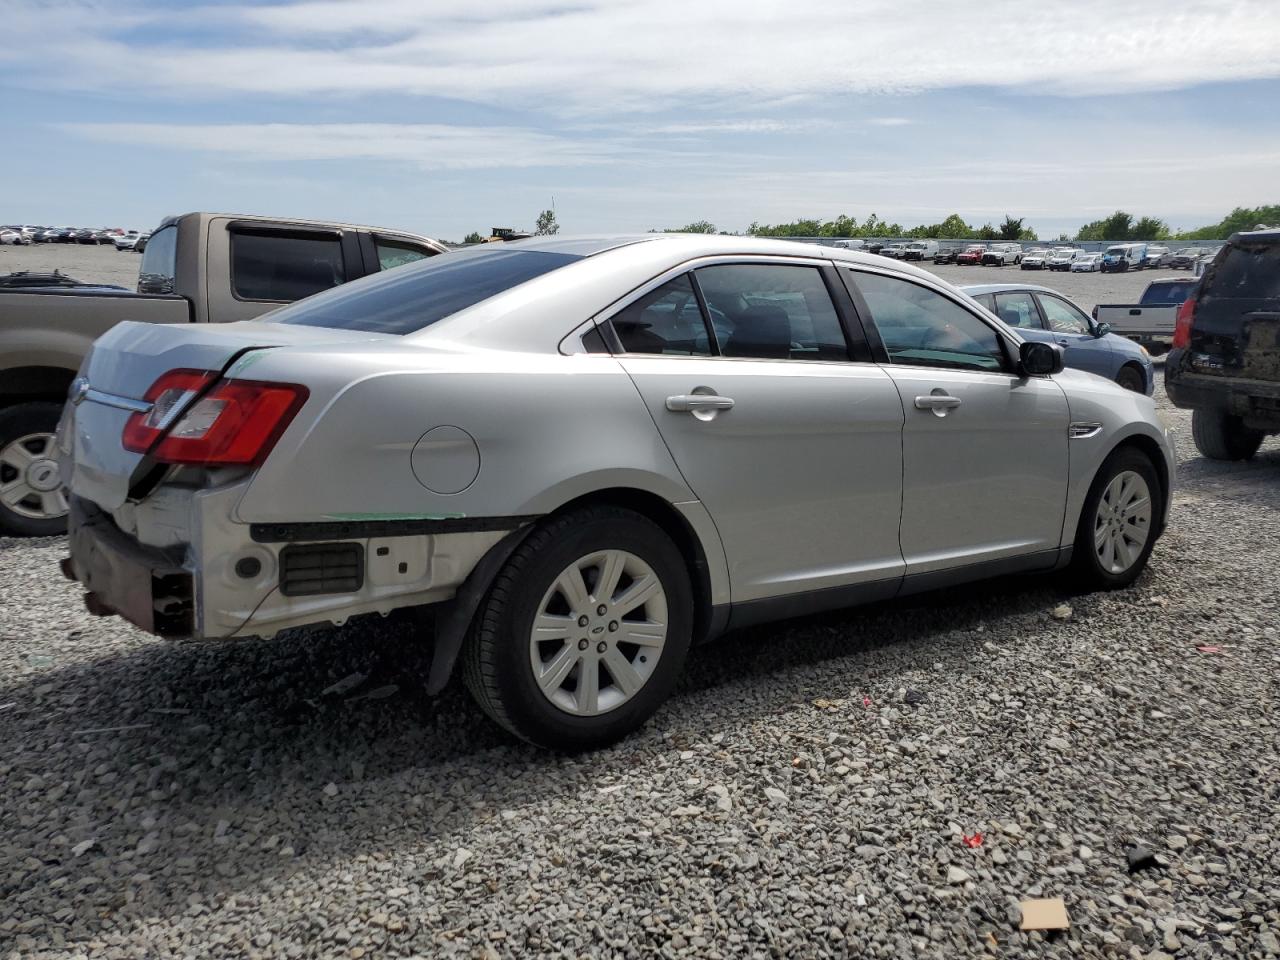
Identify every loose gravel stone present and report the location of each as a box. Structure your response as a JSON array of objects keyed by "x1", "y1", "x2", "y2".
[{"x1": 2, "y1": 372, "x2": 1279, "y2": 958}]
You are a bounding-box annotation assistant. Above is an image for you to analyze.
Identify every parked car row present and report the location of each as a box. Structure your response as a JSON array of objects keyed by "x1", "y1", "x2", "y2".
[{"x1": 1, "y1": 225, "x2": 148, "y2": 245}]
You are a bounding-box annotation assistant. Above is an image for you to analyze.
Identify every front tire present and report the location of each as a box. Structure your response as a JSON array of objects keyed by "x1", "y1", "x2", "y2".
[
  {"x1": 1070, "y1": 447, "x2": 1162, "y2": 589},
  {"x1": 1115, "y1": 365, "x2": 1146, "y2": 393},
  {"x1": 0, "y1": 402, "x2": 69, "y2": 537},
  {"x1": 462, "y1": 506, "x2": 694, "y2": 751},
  {"x1": 1192, "y1": 408, "x2": 1264, "y2": 461}
]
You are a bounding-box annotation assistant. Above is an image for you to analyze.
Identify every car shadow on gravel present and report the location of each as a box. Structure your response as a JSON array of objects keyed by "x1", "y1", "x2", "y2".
[{"x1": 0, "y1": 567, "x2": 1090, "y2": 930}]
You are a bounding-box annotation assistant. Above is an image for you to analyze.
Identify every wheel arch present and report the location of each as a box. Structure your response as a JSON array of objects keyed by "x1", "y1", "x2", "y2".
[
  {"x1": 1102, "y1": 432, "x2": 1171, "y2": 536},
  {"x1": 0, "y1": 364, "x2": 76, "y2": 407},
  {"x1": 547, "y1": 487, "x2": 722, "y2": 645}
]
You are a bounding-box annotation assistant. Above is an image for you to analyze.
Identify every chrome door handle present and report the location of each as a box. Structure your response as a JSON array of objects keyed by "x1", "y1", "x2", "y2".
[
  {"x1": 913, "y1": 395, "x2": 961, "y2": 410},
  {"x1": 666, "y1": 394, "x2": 735, "y2": 413}
]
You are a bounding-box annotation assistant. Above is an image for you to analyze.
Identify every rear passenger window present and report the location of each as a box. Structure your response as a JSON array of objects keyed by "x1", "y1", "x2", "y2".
[
  {"x1": 694, "y1": 263, "x2": 848, "y2": 361},
  {"x1": 851, "y1": 271, "x2": 1007, "y2": 372},
  {"x1": 231, "y1": 231, "x2": 345, "y2": 302},
  {"x1": 610, "y1": 274, "x2": 711, "y2": 355},
  {"x1": 993, "y1": 292, "x2": 1043, "y2": 329}
]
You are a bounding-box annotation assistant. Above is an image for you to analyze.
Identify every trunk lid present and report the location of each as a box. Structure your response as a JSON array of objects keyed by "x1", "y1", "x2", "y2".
[{"x1": 60, "y1": 320, "x2": 393, "y2": 509}]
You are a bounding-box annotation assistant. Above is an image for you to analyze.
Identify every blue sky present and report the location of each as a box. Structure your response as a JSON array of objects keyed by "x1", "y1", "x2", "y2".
[{"x1": 3, "y1": 0, "x2": 1280, "y2": 241}]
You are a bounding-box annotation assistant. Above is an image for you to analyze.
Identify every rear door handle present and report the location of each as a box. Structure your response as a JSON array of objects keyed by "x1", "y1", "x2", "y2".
[
  {"x1": 914, "y1": 394, "x2": 961, "y2": 411},
  {"x1": 666, "y1": 394, "x2": 735, "y2": 413}
]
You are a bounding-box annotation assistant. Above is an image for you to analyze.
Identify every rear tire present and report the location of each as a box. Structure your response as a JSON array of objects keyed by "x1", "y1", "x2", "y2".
[
  {"x1": 1192, "y1": 408, "x2": 1264, "y2": 461},
  {"x1": 0, "y1": 402, "x2": 69, "y2": 537},
  {"x1": 1115, "y1": 365, "x2": 1146, "y2": 393},
  {"x1": 462, "y1": 506, "x2": 693, "y2": 751},
  {"x1": 1070, "y1": 447, "x2": 1162, "y2": 590}
]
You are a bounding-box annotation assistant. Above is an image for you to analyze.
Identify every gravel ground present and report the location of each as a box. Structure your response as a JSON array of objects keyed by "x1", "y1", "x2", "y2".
[
  {"x1": 0, "y1": 242, "x2": 1172, "y2": 315},
  {"x1": 2, "y1": 255, "x2": 1279, "y2": 959}
]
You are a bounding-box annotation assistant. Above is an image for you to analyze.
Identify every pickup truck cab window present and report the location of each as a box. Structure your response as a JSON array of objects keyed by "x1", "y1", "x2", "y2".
[
  {"x1": 231, "y1": 230, "x2": 346, "y2": 302},
  {"x1": 375, "y1": 237, "x2": 437, "y2": 271},
  {"x1": 851, "y1": 271, "x2": 1007, "y2": 372},
  {"x1": 137, "y1": 225, "x2": 177, "y2": 295}
]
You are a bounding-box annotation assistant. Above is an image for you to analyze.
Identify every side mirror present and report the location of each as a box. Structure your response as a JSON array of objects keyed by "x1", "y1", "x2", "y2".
[
  {"x1": 1094, "y1": 321, "x2": 1112, "y2": 338},
  {"x1": 1019, "y1": 340, "x2": 1065, "y2": 376}
]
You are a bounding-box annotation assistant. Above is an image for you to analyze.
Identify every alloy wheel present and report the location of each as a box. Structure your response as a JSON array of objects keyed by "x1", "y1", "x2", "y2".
[
  {"x1": 0, "y1": 432, "x2": 67, "y2": 521},
  {"x1": 1093, "y1": 470, "x2": 1152, "y2": 574},
  {"x1": 528, "y1": 549, "x2": 668, "y2": 716}
]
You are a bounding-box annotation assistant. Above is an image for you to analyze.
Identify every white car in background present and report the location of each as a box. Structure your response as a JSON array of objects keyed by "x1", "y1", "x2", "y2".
[
  {"x1": 1048, "y1": 248, "x2": 1083, "y2": 271},
  {"x1": 1071, "y1": 253, "x2": 1103, "y2": 273},
  {"x1": 0, "y1": 229, "x2": 28, "y2": 245},
  {"x1": 113, "y1": 231, "x2": 147, "y2": 251},
  {"x1": 1020, "y1": 248, "x2": 1051, "y2": 270}
]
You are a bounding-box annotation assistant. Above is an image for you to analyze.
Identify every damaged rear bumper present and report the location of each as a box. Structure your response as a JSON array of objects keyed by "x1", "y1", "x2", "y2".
[{"x1": 63, "y1": 497, "x2": 193, "y2": 637}]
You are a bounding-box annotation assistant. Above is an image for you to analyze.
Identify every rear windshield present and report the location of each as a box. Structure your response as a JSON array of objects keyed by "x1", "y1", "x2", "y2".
[
  {"x1": 270, "y1": 248, "x2": 582, "y2": 334},
  {"x1": 1141, "y1": 281, "x2": 1197, "y2": 305},
  {"x1": 1210, "y1": 242, "x2": 1280, "y2": 300}
]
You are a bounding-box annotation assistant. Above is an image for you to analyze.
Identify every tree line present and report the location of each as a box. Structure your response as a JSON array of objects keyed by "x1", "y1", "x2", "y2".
[{"x1": 660, "y1": 204, "x2": 1279, "y2": 242}]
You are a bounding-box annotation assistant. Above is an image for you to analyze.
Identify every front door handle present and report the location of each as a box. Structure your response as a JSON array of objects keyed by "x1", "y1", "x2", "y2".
[
  {"x1": 666, "y1": 394, "x2": 735, "y2": 413},
  {"x1": 913, "y1": 394, "x2": 961, "y2": 411}
]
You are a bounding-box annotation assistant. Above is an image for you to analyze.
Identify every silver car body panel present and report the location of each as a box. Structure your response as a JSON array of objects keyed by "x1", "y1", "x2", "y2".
[{"x1": 59, "y1": 235, "x2": 1175, "y2": 641}]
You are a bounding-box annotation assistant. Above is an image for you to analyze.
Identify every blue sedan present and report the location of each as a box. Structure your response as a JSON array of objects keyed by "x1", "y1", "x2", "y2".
[{"x1": 961, "y1": 283, "x2": 1154, "y2": 394}]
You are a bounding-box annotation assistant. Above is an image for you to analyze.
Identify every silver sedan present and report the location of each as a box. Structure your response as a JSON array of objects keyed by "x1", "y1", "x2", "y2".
[{"x1": 60, "y1": 235, "x2": 1175, "y2": 749}]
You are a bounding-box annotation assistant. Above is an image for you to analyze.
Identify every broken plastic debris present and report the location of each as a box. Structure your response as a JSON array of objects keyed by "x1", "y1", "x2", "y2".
[
  {"x1": 1195, "y1": 645, "x2": 1222, "y2": 654},
  {"x1": 962, "y1": 832, "x2": 984, "y2": 848},
  {"x1": 862, "y1": 696, "x2": 872, "y2": 708},
  {"x1": 1019, "y1": 898, "x2": 1070, "y2": 931},
  {"x1": 1125, "y1": 845, "x2": 1159, "y2": 874},
  {"x1": 1051, "y1": 604, "x2": 1073, "y2": 620},
  {"x1": 349, "y1": 684, "x2": 398, "y2": 702},
  {"x1": 319, "y1": 672, "x2": 367, "y2": 698}
]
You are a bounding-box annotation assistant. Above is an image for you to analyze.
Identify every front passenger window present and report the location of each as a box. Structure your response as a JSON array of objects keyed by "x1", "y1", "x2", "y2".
[
  {"x1": 1038, "y1": 294, "x2": 1091, "y2": 335},
  {"x1": 850, "y1": 271, "x2": 1007, "y2": 372}
]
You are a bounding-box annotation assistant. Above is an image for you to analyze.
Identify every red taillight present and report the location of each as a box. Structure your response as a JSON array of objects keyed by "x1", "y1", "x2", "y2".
[
  {"x1": 122, "y1": 369, "x2": 217, "y2": 453},
  {"x1": 124, "y1": 371, "x2": 308, "y2": 466},
  {"x1": 1172, "y1": 295, "x2": 1197, "y2": 349}
]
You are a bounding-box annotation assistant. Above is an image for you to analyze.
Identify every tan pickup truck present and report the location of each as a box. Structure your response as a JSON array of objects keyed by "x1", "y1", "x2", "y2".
[{"x1": 0, "y1": 211, "x2": 446, "y2": 535}]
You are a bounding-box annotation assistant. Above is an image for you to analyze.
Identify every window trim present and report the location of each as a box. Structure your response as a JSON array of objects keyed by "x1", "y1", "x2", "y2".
[
  {"x1": 593, "y1": 254, "x2": 863, "y2": 365},
  {"x1": 840, "y1": 265, "x2": 1019, "y2": 375},
  {"x1": 227, "y1": 224, "x2": 355, "y2": 305}
]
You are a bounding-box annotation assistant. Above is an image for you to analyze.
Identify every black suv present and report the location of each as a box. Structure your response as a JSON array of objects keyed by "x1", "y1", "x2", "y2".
[{"x1": 1165, "y1": 228, "x2": 1280, "y2": 460}]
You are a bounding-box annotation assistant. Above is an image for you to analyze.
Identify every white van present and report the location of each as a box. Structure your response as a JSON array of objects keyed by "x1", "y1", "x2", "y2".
[
  {"x1": 1100, "y1": 242, "x2": 1148, "y2": 273},
  {"x1": 831, "y1": 239, "x2": 867, "y2": 250},
  {"x1": 901, "y1": 240, "x2": 939, "y2": 261}
]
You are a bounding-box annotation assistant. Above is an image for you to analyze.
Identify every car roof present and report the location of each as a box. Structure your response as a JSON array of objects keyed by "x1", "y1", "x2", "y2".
[{"x1": 1229, "y1": 228, "x2": 1280, "y2": 244}]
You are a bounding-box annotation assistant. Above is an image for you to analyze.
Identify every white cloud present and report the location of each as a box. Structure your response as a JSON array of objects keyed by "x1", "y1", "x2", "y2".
[
  {"x1": 868, "y1": 118, "x2": 912, "y2": 127},
  {"x1": 61, "y1": 122, "x2": 621, "y2": 170},
  {"x1": 9, "y1": 0, "x2": 1280, "y2": 111}
]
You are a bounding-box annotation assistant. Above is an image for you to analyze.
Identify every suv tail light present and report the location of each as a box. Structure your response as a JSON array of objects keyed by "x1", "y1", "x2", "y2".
[
  {"x1": 123, "y1": 370, "x2": 308, "y2": 466},
  {"x1": 1172, "y1": 295, "x2": 1197, "y2": 349}
]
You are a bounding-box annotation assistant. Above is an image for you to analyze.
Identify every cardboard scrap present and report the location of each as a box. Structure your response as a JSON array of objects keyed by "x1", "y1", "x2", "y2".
[{"x1": 1019, "y1": 898, "x2": 1070, "y2": 931}]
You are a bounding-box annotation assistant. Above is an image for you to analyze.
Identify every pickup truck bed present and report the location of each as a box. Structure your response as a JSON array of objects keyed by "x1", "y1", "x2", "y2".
[{"x1": 1094, "y1": 278, "x2": 1198, "y2": 356}]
